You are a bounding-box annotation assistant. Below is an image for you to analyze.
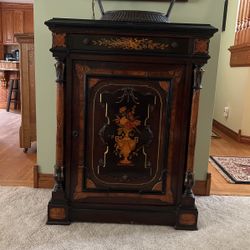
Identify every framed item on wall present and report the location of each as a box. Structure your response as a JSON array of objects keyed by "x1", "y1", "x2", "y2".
[{"x1": 222, "y1": 0, "x2": 228, "y2": 31}]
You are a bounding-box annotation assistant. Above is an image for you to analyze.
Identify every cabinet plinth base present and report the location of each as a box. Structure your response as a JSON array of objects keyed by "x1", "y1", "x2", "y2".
[{"x1": 47, "y1": 200, "x2": 198, "y2": 230}]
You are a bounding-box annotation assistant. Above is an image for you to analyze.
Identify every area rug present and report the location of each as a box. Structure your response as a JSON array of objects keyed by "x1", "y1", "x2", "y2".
[
  {"x1": 210, "y1": 156, "x2": 250, "y2": 184},
  {"x1": 0, "y1": 186, "x2": 250, "y2": 250}
]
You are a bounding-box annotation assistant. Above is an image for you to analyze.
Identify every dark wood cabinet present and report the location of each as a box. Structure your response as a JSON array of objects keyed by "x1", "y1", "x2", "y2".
[{"x1": 45, "y1": 18, "x2": 217, "y2": 230}]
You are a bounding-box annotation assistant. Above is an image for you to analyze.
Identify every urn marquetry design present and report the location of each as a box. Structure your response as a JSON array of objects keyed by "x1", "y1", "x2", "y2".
[{"x1": 85, "y1": 77, "x2": 171, "y2": 191}]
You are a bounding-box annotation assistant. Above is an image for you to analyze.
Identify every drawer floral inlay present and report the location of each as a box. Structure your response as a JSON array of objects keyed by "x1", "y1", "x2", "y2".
[{"x1": 92, "y1": 37, "x2": 170, "y2": 50}]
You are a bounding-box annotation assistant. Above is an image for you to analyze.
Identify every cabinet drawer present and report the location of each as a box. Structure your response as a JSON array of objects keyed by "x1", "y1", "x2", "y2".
[{"x1": 68, "y1": 34, "x2": 189, "y2": 55}]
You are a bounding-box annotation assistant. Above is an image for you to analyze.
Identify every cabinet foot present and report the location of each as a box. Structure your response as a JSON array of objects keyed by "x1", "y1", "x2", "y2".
[
  {"x1": 175, "y1": 207, "x2": 198, "y2": 230},
  {"x1": 47, "y1": 200, "x2": 70, "y2": 225},
  {"x1": 175, "y1": 171, "x2": 198, "y2": 230}
]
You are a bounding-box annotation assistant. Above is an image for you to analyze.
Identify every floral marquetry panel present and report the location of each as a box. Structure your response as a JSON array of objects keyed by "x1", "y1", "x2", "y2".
[
  {"x1": 92, "y1": 37, "x2": 170, "y2": 50},
  {"x1": 83, "y1": 76, "x2": 172, "y2": 192},
  {"x1": 68, "y1": 34, "x2": 190, "y2": 55}
]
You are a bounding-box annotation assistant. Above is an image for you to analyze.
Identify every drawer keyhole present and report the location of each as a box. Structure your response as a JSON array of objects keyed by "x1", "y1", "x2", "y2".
[{"x1": 72, "y1": 130, "x2": 79, "y2": 138}]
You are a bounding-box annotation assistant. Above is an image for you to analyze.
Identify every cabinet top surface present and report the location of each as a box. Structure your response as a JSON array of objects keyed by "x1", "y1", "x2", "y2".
[{"x1": 45, "y1": 18, "x2": 217, "y2": 37}]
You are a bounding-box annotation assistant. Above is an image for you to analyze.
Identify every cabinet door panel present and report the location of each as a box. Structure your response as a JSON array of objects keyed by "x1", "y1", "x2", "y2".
[
  {"x1": 13, "y1": 10, "x2": 24, "y2": 43},
  {"x1": 2, "y1": 10, "x2": 14, "y2": 44},
  {"x1": 13, "y1": 10, "x2": 24, "y2": 34},
  {"x1": 24, "y1": 9, "x2": 34, "y2": 33},
  {"x1": 71, "y1": 61, "x2": 186, "y2": 204}
]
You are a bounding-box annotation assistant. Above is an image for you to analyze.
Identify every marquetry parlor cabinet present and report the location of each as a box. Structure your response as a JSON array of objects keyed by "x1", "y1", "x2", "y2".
[{"x1": 45, "y1": 18, "x2": 217, "y2": 230}]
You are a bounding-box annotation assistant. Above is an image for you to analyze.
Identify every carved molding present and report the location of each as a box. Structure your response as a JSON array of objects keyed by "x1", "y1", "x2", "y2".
[
  {"x1": 184, "y1": 171, "x2": 195, "y2": 197},
  {"x1": 54, "y1": 59, "x2": 65, "y2": 192},
  {"x1": 15, "y1": 33, "x2": 34, "y2": 44},
  {"x1": 55, "y1": 60, "x2": 65, "y2": 84},
  {"x1": 53, "y1": 33, "x2": 66, "y2": 48},
  {"x1": 54, "y1": 165, "x2": 64, "y2": 191},
  {"x1": 93, "y1": 37, "x2": 170, "y2": 51},
  {"x1": 193, "y1": 65, "x2": 205, "y2": 90},
  {"x1": 194, "y1": 39, "x2": 209, "y2": 54},
  {"x1": 229, "y1": 44, "x2": 250, "y2": 67}
]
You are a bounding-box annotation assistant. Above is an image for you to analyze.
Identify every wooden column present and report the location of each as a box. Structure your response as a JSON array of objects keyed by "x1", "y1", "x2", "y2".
[
  {"x1": 175, "y1": 65, "x2": 204, "y2": 230},
  {"x1": 47, "y1": 32, "x2": 70, "y2": 225},
  {"x1": 16, "y1": 34, "x2": 36, "y2": 152},
  {"x1": 47, "y1": 58, "x2": 70, "y2": 225},
  {"x1": 54, "y1": 60, "x2": 65, "y2": 191}
]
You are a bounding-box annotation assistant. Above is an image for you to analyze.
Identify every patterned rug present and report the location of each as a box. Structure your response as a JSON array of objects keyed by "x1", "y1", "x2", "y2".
[{"x1": 210, "y1": 156, "x2": 250, "y2": 184}]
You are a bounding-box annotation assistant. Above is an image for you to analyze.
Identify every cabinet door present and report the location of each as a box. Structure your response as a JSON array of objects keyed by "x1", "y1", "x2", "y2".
[
  {"x1": 13, "y1": 10, "x2": 24, "y2": 43},
  {"x1": 23, "y1": 9, "x2": 34, "y2": 33},
  {"x1": 71, "y1": 60, "x2": 188, "y2": 205},
  {"x1": 2, "y1": 10, "x2": 14, "y2": 44}
]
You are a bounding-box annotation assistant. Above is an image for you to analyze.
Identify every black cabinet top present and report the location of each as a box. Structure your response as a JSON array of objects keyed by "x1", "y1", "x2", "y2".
[{"x1": 45, "y1": 18, "x2": 218, "y2": 38}]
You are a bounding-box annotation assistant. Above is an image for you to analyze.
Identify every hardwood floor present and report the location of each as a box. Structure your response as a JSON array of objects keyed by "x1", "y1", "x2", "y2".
[
  {"x1": 209, "y1": 127, "x2": 250, "y2": 196},
  {"x1": 0, "y1": 109, "x2": 36, "y2": 187}
]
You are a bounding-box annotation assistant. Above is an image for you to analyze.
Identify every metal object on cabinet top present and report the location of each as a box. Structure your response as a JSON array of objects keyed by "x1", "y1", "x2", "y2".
[{"x1": 96, "y1": 0, "x2": 176, "y2": 23}]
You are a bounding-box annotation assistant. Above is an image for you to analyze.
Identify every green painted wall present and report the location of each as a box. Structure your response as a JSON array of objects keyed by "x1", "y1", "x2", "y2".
[
  {"x1": 34, "y1": 0, "x2": 224, "y2": 180},
  {"x1": 214, "y1": 0, "x2": 250, "y2": 136}
]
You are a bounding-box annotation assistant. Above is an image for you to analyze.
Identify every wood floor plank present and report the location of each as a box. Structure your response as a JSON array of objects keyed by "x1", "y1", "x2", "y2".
[
  {"x1": 0, "y1": 109, "x2": 36, "y2": 187},
  {"x1": 209, "y1": 128, "x2": 250, "y2": 196}
]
